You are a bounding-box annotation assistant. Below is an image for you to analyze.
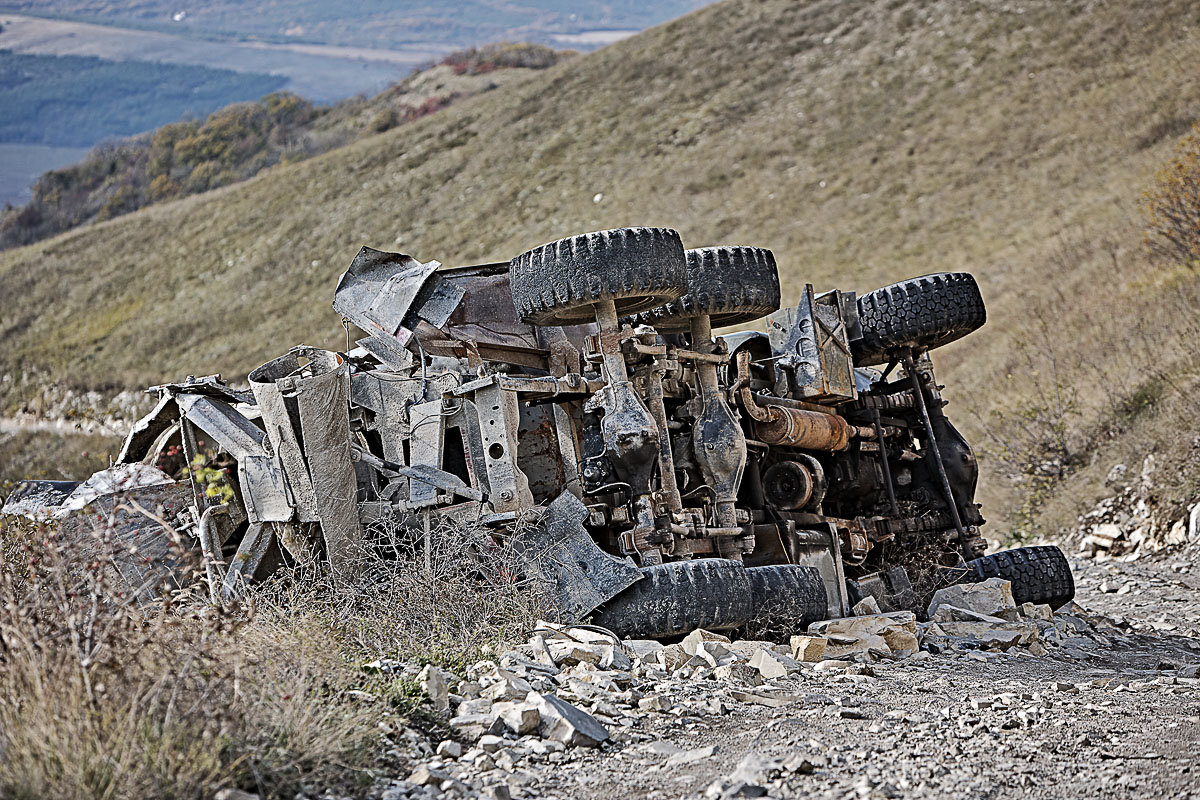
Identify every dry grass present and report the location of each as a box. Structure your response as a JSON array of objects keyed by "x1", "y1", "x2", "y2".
[
  {"x1": 0, "y1": 507, "x2": 539, "y2": 799},
  {"x1": 0, "y1": 0, "x2": 1198, "y2": 536}
]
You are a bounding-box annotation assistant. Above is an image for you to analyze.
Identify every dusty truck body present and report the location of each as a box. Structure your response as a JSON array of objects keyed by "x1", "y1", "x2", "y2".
[{"x1": 2, "y1": 227, "x2": 1074, "y2": 636}]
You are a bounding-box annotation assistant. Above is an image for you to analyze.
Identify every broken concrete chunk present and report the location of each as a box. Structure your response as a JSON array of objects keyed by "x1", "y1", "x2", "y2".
[
  {"x1": 790, "y1": 635, "x2": 828, "y2": 662},
  {"x1": 535, "y1": 693, "x2": 610, "y2": 747},
  {"x1": 927, "y1": 578, "x2": 1015, "y2": 619}
]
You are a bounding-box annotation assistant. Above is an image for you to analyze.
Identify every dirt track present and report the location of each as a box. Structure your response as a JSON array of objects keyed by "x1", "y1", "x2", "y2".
[{"x1": 464, "y1": 552, "x2": 1200, "y2": 800}]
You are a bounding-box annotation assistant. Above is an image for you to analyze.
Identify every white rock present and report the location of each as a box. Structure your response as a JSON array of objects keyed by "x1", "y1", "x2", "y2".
[
  {"x1": 478, "y1": 734, "x2": 504, "y2": 753},
  {"x1": 852, "y1": 595, "x2": 882, "y2": 616},
  {"x1": 749, "y1": 648, "x2": 800, "y2": 679},
  {"x1": 419, "y1": 664, "x2": 450, "y2": 714},
  {"x1": 436, "y1": 740, "x2": 463, "y2": 759},
  {"x1": 681, "y1": 629, "x2": 731, "y2": 656},
  {"x1": 638, "y1": 694, "x2": 672, "y2": 712},
  {"x1": 713, "y1": 663, "x2": 763, "y2": 685},
  {"x1": 492, "y1": 700, "x2": 540, "y2": 735},
  {"x1": 535, "y1": 694, "x2": 610, "y2": 747},
  {"x1": 927, "y1": 578, "x2": 1015, "y2": 619}
]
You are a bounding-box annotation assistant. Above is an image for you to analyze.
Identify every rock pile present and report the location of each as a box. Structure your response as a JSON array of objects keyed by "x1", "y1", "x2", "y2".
[
  {"x1": 1078, "y1": 455, "x2": 1200, "y2": 559},
  {"x1": 362, "y1": 578, "x2": 1131, "y2": 799}
]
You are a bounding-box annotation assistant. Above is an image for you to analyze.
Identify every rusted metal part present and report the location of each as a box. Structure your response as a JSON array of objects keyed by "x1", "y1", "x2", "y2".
[
  {"x1": 645, "y1": 365, "x2": 683, "y2": 517},
  {"x1": 753, "y1": 403, "x2": 852, "y2": 451},
  {"x1": 687, "y1": 314, "x2": 747, "y2": 558}
]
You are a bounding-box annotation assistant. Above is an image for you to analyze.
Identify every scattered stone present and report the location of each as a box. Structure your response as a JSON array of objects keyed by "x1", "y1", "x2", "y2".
[
  {"x1": 790, "y1": 635, "x2": 828, "y2": 662},
  {"x1": 927, "y1": 578, "x2": 1015, "y2": 619},
  {"x1": 436, "y1": 739, "x2": 463, "y2": 759},
  {"x1": 478, "y1": 734, "x2": 505, "y2": 753},
  {"x1": 666, "y1": 744, "x2": 719, "y2": 767},
  {"x1": 419, "y1": 664, "x2": 450, "y2": 714},
  {"x1": 852, "y1": 595, "x2": 882, "y2": 616},
  {"x1": 536, "y1": 693, "x2": 610, "y2": 747},
  {"x1": 749, "y1": 647, "x2": 800, "y2": 679},
  {"x1": 492, "y1": 699, "x2": 540, "y2": 735},
  {"x1": 409, "y1": 765, "x2": 449, "y2": 787},
  {"x1": 638, "y1": 694, "x2": 672, "y2": 712}
]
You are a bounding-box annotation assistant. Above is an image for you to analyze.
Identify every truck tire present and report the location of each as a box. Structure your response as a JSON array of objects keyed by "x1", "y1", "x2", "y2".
[
  {"x1": 852, "y1": 272, "x2": 985, "y2": 366},
  {"x1": 746, "y1": 564, "x2": 829, "y2": 635},
  {"x1": 509, "y1": 227, "x2": 689, "y2": 326},
  {"x1": 639, "y1": 246, "x2": 781, "y2": 331},
  {"x1": 962, "y1": 545, "x2": 1075, "y2": 609},
  {"x1": 589, "y1": 558, "x2": 753, "y2": 639}
]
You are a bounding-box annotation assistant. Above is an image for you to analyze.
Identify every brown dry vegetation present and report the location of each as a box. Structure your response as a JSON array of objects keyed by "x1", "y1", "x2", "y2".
[
  {"x1": 0, "y1": 512, "x2": 538, "y2": 799},
  {"x1": 0, "y1": 0, "x2": 1199, "y2": 538}
]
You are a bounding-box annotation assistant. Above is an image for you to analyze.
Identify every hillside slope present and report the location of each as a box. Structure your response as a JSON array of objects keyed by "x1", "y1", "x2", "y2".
[{"x1": 2, "y1": 0, "x2": 1199, "y2": 536}]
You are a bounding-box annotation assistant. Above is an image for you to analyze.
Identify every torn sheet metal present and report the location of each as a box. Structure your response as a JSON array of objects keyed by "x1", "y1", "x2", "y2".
[
  {"x1": 511, "y1": 491, "x2": 643, "y2": 619},
  {"x1": 1, "y1": 479, "x2": 82, "y2": 520},
  {"x1": 249, "y1": 346, "x2": 363, "y2": 578},
  {"x1": 333, "y1": 246, "x2": 464, "y2": 355}
]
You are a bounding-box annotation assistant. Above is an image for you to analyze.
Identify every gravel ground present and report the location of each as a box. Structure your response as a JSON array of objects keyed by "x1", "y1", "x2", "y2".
[{"x1": 424, "y1": 550, "x2": 1200, "y2": 800}]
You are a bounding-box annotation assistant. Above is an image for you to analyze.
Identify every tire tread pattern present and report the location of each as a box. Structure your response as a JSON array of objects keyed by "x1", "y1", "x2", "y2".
[
  {"x1": 509, "y1": 227, "x2": 688, "y2": 325},
  {"x1": 640, "y1": 246, "x2": 781, "y2": 331},
  {"x1": 589, "y1": 558, "x2": 753, "y2": 639},
  {"x1": 746, "y1": 564, "x2": 828, "y2": 634},
  {"x1": 963, "y1": 545, "x2": 1075, "y2": 609},
  {"x1": 853, "y1": 272, "x2": 986, "y2": 366}
]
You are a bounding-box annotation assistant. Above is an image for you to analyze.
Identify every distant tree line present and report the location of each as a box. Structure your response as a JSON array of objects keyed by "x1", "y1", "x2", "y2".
[{"x1": 0, "y1": 43, "x2": 571, "y2": 251}]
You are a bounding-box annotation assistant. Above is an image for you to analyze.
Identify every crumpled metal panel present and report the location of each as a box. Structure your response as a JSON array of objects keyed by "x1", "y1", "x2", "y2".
[
  {"x1": 333, "y1": 246, "x2": 464, "y2": 353},
  {"x1": 511, "y1": 491, "x2": 643, "y2": 620},
  {"x1": 249, "y1": 346, "x2": 362, "y2": 578},
  {"x1": 177, "y1": 393, "x2": 266, "y2": 459},
  {"x1": 117, "y1": 393, "x2": 178, "y2": 464},
  {"x1": 239, "y1": 453, "x2": 292, "y2": 524},
  {"x1": 1, "y1": 479, "x2": 81, "y2": 520}
]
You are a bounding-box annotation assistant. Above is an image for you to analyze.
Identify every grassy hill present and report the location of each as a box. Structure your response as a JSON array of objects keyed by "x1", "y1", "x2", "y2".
[{"x1": 2, "y1": 0, "x2": 1199, "y2": 539}]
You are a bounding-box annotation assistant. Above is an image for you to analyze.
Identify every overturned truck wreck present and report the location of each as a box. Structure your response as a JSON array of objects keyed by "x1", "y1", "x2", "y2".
[{"x1": 4, "y1": 227, "x2": 1074, "y2": 636}]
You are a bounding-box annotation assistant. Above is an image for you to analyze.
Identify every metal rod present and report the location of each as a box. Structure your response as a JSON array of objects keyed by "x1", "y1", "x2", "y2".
[
  {"x1": 646, "y1": 367, "x2": 683, "y2": 516},
  {"x1": 903, "y1": 353, "x2": 966, "y2": 539},
  {"x1": 872, "y1": 408, "x2": 900, "y2": 516}
]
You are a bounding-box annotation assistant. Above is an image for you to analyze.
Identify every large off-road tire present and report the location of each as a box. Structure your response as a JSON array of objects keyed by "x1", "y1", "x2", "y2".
[
  {"x1": 509, "y1": 227, "x2": 689, "y2": 326},
  {"x1": 746, "y1": 564, "x2": 829, "y2": 635},
  {"x1": 962, "y1": 545, "x2": 1075, "y2": 609},
  {"x1": 639, "y1": 246, "x2": 781, "y2": 331},
  {"x1": 852, "y1": 272, "x2": 986, "y2": 366},
  {"x1": 589, "y1": 558, "x2": 753, "y2": 639}
]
